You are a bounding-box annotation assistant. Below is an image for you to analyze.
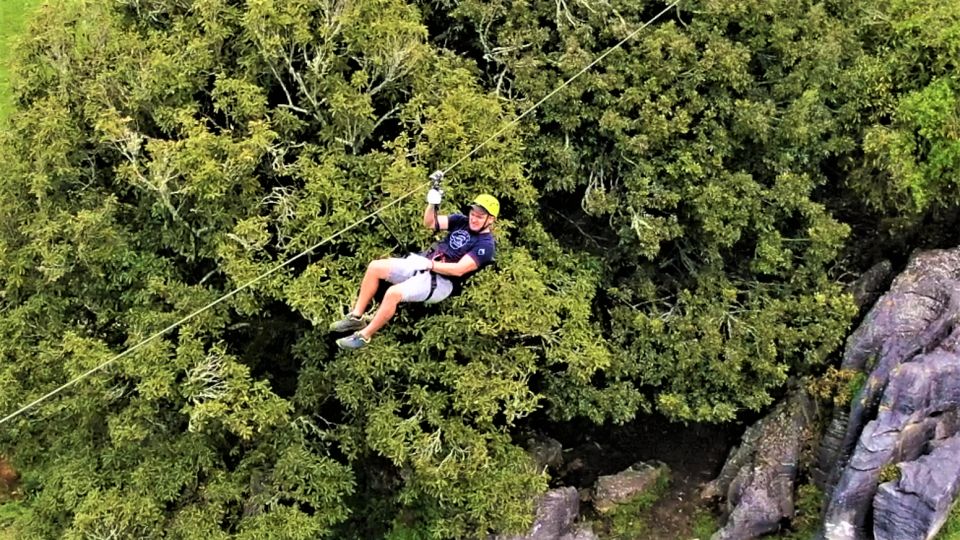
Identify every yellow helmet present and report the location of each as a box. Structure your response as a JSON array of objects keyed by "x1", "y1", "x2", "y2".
[{"x1": 471, "y1": 194, "x2": 500, "y2": 218}]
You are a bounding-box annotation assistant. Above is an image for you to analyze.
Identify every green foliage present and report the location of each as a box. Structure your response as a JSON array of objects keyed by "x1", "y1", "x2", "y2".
[
  {"x1": 790, "y1": 483, "x2": 825, "y2": 538},
  {"x1": 690, "y1": 507, "x2": 720, "y2": 539},
  {"x1": 879, "y1": 463, "x2": 901, "y2": 484},
  {"x1": 2, "y1": 0, "x2": 959, "y2": 537},
  {"x1": 842, "y1": 0, "x2": 960, "y2": 233},
  {"x1": 0, "y1": 0, "x2": 40, "y2": 121},
  {"x1": 439, "y1": 0, "x2": 863, "y2": 421},
  {"x1": 1, "y1": 0, "x2": 555, "y2": 535},
  {"x1": 806, "y1": 367, "x2": 867, "y2": 408},
  {"x1": 859, "y1": 77, "x2": 960, "y2": 215}
]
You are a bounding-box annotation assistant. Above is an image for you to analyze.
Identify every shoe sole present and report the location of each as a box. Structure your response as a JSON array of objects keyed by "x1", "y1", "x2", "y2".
[{"x1": 329, "y1": 320, "x2": 365, "y2": 333}]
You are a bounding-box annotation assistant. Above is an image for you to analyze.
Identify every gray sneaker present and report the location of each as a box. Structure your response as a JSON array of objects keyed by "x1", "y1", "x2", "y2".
[
  {"x1": 336, "y1": 332, "x2": 370, "y2": 350},
  {"x1": 329, "y1": 314, "x2": 365, "y2": 333}
]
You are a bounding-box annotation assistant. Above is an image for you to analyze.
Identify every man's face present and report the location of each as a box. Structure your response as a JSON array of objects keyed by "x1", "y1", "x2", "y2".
[{"x1": 468, "y1": 207, "x2": 492, "y2": 231}]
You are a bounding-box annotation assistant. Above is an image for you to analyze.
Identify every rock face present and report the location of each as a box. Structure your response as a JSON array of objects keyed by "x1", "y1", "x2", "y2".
[
  {"x1": 846, "y1": 260, "x2": 894, "y2": 315},
  {"x1": 873, "y1": 434, "x2": 960, "y2": 540},
  {"x1": 525, "y1": 434, "x2": 564, "y2": 473},
  {"x1": 813, "y1": 260, "x2": 894, "y2": 489},
  {"x1": 593, "y1": 460, "x2": 669, "y2": 514},
  {"x1": 818, "y1": 248, "x2": 960, "y2": 540},
  {"x1": 559, "y1": 525, "x2": 600, "y2": 540},
  {"x1": 703, "y1": 390, "x2": 816, "y2": 540},
  {"x1": 494, "y1": 487, "x2": 581, "y2": 540}
]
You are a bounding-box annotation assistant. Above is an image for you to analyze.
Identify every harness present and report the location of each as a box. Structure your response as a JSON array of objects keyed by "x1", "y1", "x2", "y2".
[
  {"x1": 424, "y1": 271, "x2": 440, "y2": 302},
  {"x1": 417, "y1": 239, "x2": 490, "y2": 302},
  {"x1": 418, "y1": 247, "x2": 444, "y2": 302}
]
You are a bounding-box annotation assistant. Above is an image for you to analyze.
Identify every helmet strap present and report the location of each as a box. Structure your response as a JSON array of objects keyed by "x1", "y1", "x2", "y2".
[{"x1": 481, "y1": 216, "x2": 492, "y2": 232}]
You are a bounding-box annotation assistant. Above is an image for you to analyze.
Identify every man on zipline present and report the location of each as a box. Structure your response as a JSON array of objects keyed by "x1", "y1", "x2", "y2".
[{"x1": 330, "y1": 171, "x2": 498, "y2": 349}]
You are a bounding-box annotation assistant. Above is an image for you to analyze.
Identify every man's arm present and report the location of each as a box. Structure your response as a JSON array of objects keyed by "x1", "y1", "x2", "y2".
[
  {"x1": 423, "y1": 203, "x2": 449, "y2": 230},
  {"x1": 430, "y1": 254, "x2": 479, "y2": 278}
]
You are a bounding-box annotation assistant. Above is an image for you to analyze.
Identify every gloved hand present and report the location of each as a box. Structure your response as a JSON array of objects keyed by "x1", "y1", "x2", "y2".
[
  {"x1": 407, "y1": 254, "x2": 433, "y2": 271},
  {"x1": 426, "y1": 188, "x2": 443, "y2": 205}
]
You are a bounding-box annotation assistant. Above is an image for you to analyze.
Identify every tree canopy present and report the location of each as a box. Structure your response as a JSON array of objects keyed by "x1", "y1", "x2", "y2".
[{"x1": 1, "y1": 0, "x2": 958, "y2": 537}]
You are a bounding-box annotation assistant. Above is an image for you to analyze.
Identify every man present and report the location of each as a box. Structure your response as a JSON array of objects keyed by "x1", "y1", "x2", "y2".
[{"x1": 330, "y1": 173, "x2": 499, "y2": 349}]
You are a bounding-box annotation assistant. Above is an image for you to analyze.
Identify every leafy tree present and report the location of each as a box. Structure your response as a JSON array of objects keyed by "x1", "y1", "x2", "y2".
[
  {"x1": 0, "y1": 0, "x2": 571, "y2": 536},
  {"x1": 434, "y1": 0, "x2": 861, "y2": 421},
  {"x1": 842, "y1": 0, "x2": 960, "y2": 235},
  {"x1": 3, "y1": 0, "x2": 958, "y2": 537}
]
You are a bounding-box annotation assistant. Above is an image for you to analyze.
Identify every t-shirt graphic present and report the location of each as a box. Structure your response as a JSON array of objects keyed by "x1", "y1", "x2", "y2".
[
  {"x1": 431, "y1": 213, "x2": 495, "y2": 268},
  {"x1": 448, "y1": 229, "x2": 471, "y2": 250}
]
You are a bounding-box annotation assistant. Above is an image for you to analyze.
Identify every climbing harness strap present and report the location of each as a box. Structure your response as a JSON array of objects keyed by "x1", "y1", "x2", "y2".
[
  {"x1": 431, "y1": 171, "x2": 442, "y2": 232},
  {"x1": 424, "y1": 272, "x2": 440, "y2": 302}
]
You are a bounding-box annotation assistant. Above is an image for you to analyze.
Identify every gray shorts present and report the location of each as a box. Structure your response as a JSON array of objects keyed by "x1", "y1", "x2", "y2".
[{"x1": 385, "y1": 255, "x2": 453, "y2": 304}]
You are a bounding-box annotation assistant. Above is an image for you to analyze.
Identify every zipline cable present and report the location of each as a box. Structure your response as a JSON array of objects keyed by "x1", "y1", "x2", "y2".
[
  {"x1": 0, "y1": 0, "x2": 680, "y2": 426},
  {"x1": 442, "y1": 0, "x2": 680, "y2": 174},
  {"x1": 0, "y1": 190, "x2": 417, "y2": 426}
]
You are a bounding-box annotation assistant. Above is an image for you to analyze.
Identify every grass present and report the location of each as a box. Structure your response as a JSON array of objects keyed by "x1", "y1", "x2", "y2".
[
  {"x1": 599, "y1": 471, "x2": 671, "y2": 539},
  {"x1": 688, "y1": 508, "x2": 719, "y2": 539},
  {"x1": 940, "y1": 503, "x2": 960, "y2": 540},
  {"x1": 0, "y1": 0, "x2": 42, "y2": 120},
  {"x1": 0, "y1": 499, "x2": 24, "y2": 540}
]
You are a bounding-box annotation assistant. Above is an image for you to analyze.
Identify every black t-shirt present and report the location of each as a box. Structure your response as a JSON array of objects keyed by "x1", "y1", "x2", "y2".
[{"x1": 430, "y1": 213, "x2": 495, "y2": 268}]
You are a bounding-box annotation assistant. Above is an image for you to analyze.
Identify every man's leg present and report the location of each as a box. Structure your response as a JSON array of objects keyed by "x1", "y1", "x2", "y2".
[
  {"x1": 358, "y1": 284, "x2": 404, "y2": 340},
  {"x1": 338, "y1": 271, "x2": 448, "y2": 349},
  {"x1": 351, "y1": 259, "x2": 395, "y2": 317}
]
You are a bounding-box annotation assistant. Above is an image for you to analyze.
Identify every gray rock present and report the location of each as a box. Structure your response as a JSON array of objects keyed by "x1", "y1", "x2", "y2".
[
  {"x1": 823, "y1": 348, "x2": 960, "y2": 540},
  {"x1": 819, "y1": 247, "x2": 960, "y2": 540},
  {"x1": 593, "y1": 460, "x2": 669, "y2": 514},
  {"x1": 817, "y1": 249, "x2": 960, "y2": 492},
  {"x1": 526, "y1": 434, "x2": 564, "y2": 473},
  {"x1": 813, "y1": 410, "x2": 850, "y2": 489},
  {"x1": 559, "y1": 524, "x2": 599, "y2": 540},
  {"x1": 812, "y1": 258, "x2": 894, "y2": 491},
  {"x1": 706, "y1": 390, "x2": 815, "y2": 540},
  {"x1": 874, "y1": 434, "x2": 960, "y2": 540},
  {"x1": 846, "y1": 260, "x2": 894, "y2": 312},
  {"x1": 494, "y1": 487, "x2": 580, "y2": 540}
]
